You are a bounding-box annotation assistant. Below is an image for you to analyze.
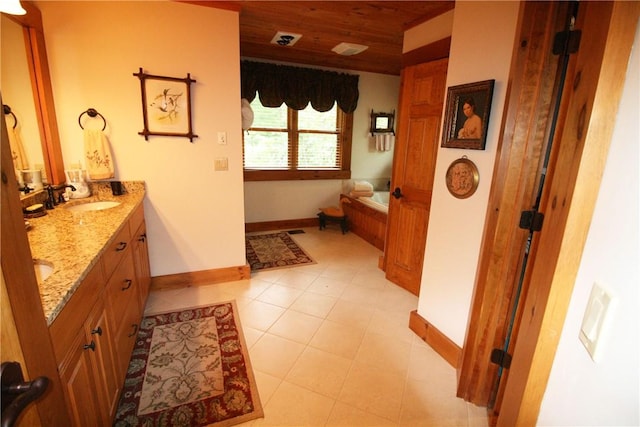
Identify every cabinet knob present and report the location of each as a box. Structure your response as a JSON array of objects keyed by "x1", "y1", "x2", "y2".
[
  {"x1": 91, "y1": 326, "x2": 102, "y2": 336},
  {"x1": 116, "y1": 242, "x2": 127, "y2": 251},
  {"x1": 83, "y1": 341, "x2": 96, "y2": 351},
  {"x1": 127, "y1": 324, "x2": 138, "y2": 338},
  {"x1": 121, "y1": 279, "x2": 133, "y2": 291},
  {"x1": 138, "y1": 233, "x2": 147, "y2": 242}
]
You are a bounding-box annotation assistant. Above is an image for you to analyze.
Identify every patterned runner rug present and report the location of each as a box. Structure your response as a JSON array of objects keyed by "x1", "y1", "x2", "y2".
[
  {"x1": 114, "y1": 301, "x2": 263, "y2": 426},
  {"x1": 246, "y1": 231, "x2": 316, "y2": 271}
]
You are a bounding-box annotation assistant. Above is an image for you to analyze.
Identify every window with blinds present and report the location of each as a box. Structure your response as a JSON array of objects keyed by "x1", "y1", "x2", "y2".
[{"x1": 243, "y1": 96, "x2": 352, "y2": 181}]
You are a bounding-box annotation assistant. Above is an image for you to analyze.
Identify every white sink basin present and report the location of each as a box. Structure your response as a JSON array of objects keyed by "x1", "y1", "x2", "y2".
[
  {"x1": 34, "y1": 260, "x2": 54, "y2": 284},
  {"x1": 65, "y1": 201, "x2": 121, "y2": 212}
]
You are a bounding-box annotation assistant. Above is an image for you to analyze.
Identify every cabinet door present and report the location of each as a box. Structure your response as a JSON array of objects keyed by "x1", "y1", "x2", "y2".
[
  {"x1": 85, "y1": 298, "x2": 120, "y2": 423},
  {"x1": 106, "y1": 251, "x2": 140, "y2": 381},
  {"x1": 132, "y1": 221, "x2": 151, "y2": 311},
  {"x1": 112, "y1": 296, "x2": 142, "y2": 382},
  {"x1": 58, "y1": 328, "x2": 105, "y2": 426}
]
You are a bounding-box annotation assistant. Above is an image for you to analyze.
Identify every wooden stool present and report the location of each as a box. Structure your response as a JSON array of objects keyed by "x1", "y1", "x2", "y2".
[{"x1": 317, "y1": 212, "x2": 348, "y2": 234}]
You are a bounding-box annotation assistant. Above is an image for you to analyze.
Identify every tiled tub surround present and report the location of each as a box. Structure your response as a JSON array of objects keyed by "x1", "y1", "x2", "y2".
[{"x1": 26, "y1": 181, "x2": 146, "y2": 324}]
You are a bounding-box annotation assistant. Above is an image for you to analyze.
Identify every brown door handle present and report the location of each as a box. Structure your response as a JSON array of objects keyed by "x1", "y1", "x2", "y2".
[{"x1": 1, "y1": 362, "x2": 49, "y2": 427}]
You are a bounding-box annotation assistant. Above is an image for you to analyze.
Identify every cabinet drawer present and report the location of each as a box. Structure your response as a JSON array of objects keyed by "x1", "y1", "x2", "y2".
[
  {"x1": 106, "y1": 251, "x2": 137, "y2": 326},
  {"x1": 102, "y1": 223, "x2": 131, "y2": 280}
]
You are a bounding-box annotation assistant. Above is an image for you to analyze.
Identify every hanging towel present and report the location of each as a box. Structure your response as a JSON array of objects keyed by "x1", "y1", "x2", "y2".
[
  {"x1": 9, "y1": 128, "x2": 29, "y2": 170},
  {"x1": 374, "y1": 133, "x2": 383, "y2": 151},
  {"x1": 84, "y1": 129, "x2": 115, "y2": 180},
  {"x1": 384, "y1": 133, "x2": 395, "y2": 151}
]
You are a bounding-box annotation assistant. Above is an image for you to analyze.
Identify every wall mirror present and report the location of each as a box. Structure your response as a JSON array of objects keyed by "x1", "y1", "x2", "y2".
[
  {"x1": 1, "y1": 2, "x2": 65, "y2": 189},
  {"x1": 370, "y1": 110, "x2": 395, "y2": 134}
]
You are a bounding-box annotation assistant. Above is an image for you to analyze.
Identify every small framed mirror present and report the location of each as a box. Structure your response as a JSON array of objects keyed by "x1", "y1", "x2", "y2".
[{"x1": 370, "y1": 110, "x2": 395, "y2": 134}]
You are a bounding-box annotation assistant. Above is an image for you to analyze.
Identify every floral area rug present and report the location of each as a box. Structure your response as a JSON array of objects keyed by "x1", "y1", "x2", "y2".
[
  {"x1": 113, "y1": 301, "x2": 263, "y2": 427},
  {"x1": 246, "y1": 231, "x2": 316, "y2": 271}
]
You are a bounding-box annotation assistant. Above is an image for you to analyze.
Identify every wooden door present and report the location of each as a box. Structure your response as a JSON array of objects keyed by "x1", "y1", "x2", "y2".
[
  {"x1": 1, "y1": 270, "x2": 42, "y2": 426},
  {"x1": 384, "y1": 59, "x2": 448, "y2": 295},
  {"x1": 1, "y1": 99, "x2": 71, "y2": 425}
]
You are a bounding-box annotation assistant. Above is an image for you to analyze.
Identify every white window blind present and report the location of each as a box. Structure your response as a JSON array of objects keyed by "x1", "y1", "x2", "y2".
[{"x1": 244, "y1": 98, "x2": 341, "y2": 171}]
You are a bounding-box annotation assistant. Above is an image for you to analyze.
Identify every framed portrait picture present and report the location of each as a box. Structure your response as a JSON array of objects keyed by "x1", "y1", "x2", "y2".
[
  {"x1": 441, "y1": 80, "x2": 494, "y2": 150},
  {"x1": 134, "y1": 68, "x2": 198, "y2": 142}
]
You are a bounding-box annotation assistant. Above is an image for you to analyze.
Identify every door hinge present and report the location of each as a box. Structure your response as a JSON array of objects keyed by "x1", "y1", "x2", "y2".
[
  {"x1": 519, "y1": 210, "x2": 544, "y2": 232},
  {"x1": 490, "y1": 348, "x2": 513, "y2": 369},
  {"x1": 553, "y1": 23, "x2": 581, "y2": 55}
]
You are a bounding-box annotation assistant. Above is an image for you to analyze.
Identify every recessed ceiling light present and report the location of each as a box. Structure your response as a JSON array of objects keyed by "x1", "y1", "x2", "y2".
[
  {"x1": 271, "y1": 31, "x2": 302, "y2": 47},
  {"x1": 332, "y1": 42, "x2": 369, "y2": 56}
]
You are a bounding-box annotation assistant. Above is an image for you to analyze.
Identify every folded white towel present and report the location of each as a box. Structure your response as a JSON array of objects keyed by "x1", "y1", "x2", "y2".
[
  {"x1": 84, "y1": 129, "x2": 115, "y2": 180},
  {"x1": 354, "y1": 180, "x2": 373, "y2": 192},
  {"x1": 350, "y1": 190, "x2": 374, "y2": 198}
]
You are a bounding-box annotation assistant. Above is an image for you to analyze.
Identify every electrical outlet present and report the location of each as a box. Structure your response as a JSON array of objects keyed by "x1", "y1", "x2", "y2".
[{"x1": 217, "y1": 131, "x2": 227, "y2": 145}]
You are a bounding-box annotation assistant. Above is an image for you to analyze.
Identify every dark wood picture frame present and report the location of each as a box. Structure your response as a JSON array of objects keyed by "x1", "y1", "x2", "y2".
[
  {"x1": 134, "y1": 68, "x2": 198, "y2": 142},
  {"x1": 441, "y1": 79, "x2": 494, "y2": 150},
  {"x1": 370, "y1": 110, "x2": 395, "y2": 134}
]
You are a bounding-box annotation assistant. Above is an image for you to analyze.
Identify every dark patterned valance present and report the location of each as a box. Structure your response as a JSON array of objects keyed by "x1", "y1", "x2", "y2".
[{"x1": 241, "y1": 61, "x2": 359, "y2": 113}]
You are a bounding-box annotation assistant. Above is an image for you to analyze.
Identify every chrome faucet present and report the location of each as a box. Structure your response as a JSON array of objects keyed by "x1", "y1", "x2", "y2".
[{"x1": 45, "y1": 184, "x2": 76, "y2": 209}]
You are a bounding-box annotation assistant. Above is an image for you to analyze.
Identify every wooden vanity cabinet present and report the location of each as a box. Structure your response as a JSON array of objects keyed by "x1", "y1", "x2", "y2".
[
  {"x1": 49, "y1": 203, "x2": 152, "y2": 425},
  {"x1": 53, "y1": 262, "x2": 119, "y2": 426}
]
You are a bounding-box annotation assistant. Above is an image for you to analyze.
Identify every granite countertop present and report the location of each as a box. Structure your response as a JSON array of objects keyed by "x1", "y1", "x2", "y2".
[{"x1": 27, "y1": 181, "x2": 146, "y2": 325}]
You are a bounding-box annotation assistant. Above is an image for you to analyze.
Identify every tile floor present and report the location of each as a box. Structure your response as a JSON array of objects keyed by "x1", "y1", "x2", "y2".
[{"x1": 144, "y1": 227, "x2": 489, "y2": 426}]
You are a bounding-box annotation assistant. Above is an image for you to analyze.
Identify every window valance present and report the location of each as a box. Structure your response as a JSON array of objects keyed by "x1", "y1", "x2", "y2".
[{"x1": 241, "y1": 61, "x2": 359, "y2": 113}]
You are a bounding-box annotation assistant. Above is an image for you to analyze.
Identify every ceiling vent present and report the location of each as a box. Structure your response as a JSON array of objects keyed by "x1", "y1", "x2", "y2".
[
  {"x1": 271, "y1": 31, "x2": 302, "y2": 47},
  {"x1": 332, "y1": 42, "x2": 369, "y2": 56}
]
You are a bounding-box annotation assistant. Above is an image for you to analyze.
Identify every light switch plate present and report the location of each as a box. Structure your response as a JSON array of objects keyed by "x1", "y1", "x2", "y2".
[
  {"x1": 217, "y1": 131, "x2": 227, "y2": 145},
  {"x1": 214, "y1": 157, "x2": 228, "y2": 171},
  {"x1": 579, "y1": 282, "x2": 614, "y2": 362}
]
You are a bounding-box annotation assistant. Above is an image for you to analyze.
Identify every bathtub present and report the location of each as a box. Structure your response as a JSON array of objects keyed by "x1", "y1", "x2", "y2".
[
  {"x1": 357, "y1": 191, "x2": 389, "y2": 213},
  {"x1": 340, "y1": 192, "x2": 388, "y2": 250}
]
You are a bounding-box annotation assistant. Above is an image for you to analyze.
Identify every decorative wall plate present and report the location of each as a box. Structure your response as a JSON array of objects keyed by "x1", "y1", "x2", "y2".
[{"x1": 445, "y1": 156, "x2": 479, "y2": 199}]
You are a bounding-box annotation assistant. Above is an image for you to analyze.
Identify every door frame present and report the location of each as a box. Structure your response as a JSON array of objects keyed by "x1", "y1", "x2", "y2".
[{"x1": 456, "y1": 2, "x2": 639, "y2": 425}]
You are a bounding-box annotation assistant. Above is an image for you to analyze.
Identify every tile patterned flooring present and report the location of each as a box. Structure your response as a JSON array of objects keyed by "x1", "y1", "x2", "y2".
[{"x1": 144, "y1": 227, "x2": 489, "y2": 426}]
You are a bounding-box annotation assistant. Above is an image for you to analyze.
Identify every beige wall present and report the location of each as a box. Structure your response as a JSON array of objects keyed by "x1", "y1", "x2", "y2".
[
  {"x1": 402, "y1": 9, "x2": 454, "y2": 53},
  {"x1": 38, "y1": 1, "x2": 245, "y2": 276},
  {"x1": 407, "y1": 1, "x2": 520, "y2": 346}
]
